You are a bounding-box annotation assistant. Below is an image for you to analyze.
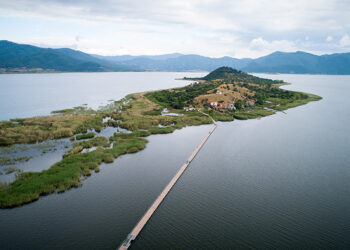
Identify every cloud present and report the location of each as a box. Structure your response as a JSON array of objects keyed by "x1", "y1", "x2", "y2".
[
  {"x1": 249, "y1": 37, "x2": 297, "y2": 55},
  {"x1": 326, "y1": 36, "x2": 333, "y2": 42},
  {"x1": 0, "y1": 0, "x2": 350, "y2": 57},
  {"x1": 1, "y1": 0, "x2": 348, "y2": 32},
  {"x1": 339, "y1": 34, "x2": 350, "y2": 47}
]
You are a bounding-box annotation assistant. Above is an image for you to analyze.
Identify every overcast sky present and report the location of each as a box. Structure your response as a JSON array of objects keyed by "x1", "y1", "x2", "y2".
[{"x1": 1, "y1": 0, "x2": 350, "y2": 58}]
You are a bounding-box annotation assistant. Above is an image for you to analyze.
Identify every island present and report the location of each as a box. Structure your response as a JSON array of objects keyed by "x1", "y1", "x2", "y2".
[{"x1": 0, "y1": 67, "x2": 321, "y2": 208}]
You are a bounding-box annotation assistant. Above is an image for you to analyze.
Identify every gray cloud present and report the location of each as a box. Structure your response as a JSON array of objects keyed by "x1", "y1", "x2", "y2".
[{"x1": 1, "y1": 0, "x2": 350, "y2": 57}]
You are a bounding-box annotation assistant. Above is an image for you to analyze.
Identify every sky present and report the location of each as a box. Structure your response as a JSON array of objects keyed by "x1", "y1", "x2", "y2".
[{"x1": 0, "y1": 0, "x2": 350, "y2": 58}]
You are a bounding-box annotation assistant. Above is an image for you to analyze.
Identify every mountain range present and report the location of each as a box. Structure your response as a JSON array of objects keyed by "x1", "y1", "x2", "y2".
[{"x1": 1, "y1": 40, "x2": 350, "y2": 74}]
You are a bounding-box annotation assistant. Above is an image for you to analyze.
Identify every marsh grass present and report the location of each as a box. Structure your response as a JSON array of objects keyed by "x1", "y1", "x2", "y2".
[
  {"x1": 233, "y1": 108, "x2": 275, "y2": 120},
  {"x1": 268, "y1": 93, "x2": 322, "y2": 111},
  {"x1": 75, "y1": 136, "x2": 110, "y2": 148},
  {"x1": 0, "y1": 114, "x2": 103, "y2": 146},
  {"x1": 63, "y1": 146, "x2": 84, "y2": 158},
  {"x1": 0, "y1": 144, "x2": 28, "y2": 154},
  {"x1": 106, "y1": 119, "x2": 118, "y2": 127},
  {"x1": 0, "y1": 155, "x2": 33, "y2": 166},
  {"x1": 207, "y1": 110, "x2": 234, "y2": 121},
  {"x1": 51, "y1": 106, "x2": 95, "y2": 115},
  {"x1": 142, "y1": 109, "x2": 162, "y2": 116},
  {"x1": 0, "y1": 137, "x2": 147, "y2": 207},
  {"x1": 76, "y1": 132, "x2": 95, "y2": 140},
  {"x1": 32, "y1": 141, "x2": 57, "y2": 150},
  {"x1": 4, "y1": 167, "x2": 22, "y2": 175},
  {"x1": 51, "y1": 108, "x2": 75, "y2": 114},
  {"x1": 0, "y1": 182, "x2": 8, "y2": 190}
]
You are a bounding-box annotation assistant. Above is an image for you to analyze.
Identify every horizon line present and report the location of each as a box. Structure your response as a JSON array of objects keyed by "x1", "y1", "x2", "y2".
[{"x1": 1, "y1": 39, "x2": 349, "y2": 59}]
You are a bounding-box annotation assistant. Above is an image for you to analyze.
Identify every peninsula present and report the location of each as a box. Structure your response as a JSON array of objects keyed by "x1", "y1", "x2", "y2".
[{"x1": 0, "y1": 67, "x2": 321, "y2": 208}]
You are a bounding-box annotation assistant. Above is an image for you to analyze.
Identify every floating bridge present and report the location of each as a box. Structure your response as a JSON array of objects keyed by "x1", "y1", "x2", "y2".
[{"x1": 118, "y1": 117, "x2": 217, "y2": 250}]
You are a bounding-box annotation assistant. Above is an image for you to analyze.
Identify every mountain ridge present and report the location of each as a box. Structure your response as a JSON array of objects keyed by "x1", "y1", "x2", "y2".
[
  {"x1": 0, "y1": 40, "x2": 141, "y2": 72},
  {"x1": 1, "y1": 40, "x2": 350, "y2": 74}
]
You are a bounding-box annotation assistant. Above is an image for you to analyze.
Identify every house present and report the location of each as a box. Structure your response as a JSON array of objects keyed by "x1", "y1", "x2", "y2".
[
  {"x1": 209, "y1": 101, "x2": 235, "y2": 111},
  {"x1": 208, "y1": 100, "x2": 218, "y2": 107},
  {"x1": 216, "y1": 105, "x2": 226, "y2": 110},
  {"x1": 216, "y1": 90, "x2": 223, "y2": 95},
  {"x1": 228, "y1": 103, "x2": 235, "y2": 110},
  {"x1": 215, "y1": 103, "x2": 230, "y2": 110},
  {"x1": 184, "y1": 107, "x2": 195, "y2": 111},
  {"x1": 246, "y1": 99, "x2": 255, "y2": 106}
]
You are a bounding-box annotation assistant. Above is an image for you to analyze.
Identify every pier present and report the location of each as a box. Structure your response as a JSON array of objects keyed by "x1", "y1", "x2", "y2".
[{"x1": 118, "y1": 118, "x2": 217, "y2": 250}]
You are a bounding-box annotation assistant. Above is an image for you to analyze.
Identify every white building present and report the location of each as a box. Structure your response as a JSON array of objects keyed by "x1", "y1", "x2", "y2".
[{"x1": 208, "y1": 101, "x2": 218, "y2": 107}]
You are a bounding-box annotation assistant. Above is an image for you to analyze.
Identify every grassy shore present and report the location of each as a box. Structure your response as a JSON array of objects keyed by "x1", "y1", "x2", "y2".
[
  {"x1": 233, "y1": 108, "x2": 276, "y2": 120},
  {"x1": 267, "y1": 93, "x2": 322, "y2": 111}
]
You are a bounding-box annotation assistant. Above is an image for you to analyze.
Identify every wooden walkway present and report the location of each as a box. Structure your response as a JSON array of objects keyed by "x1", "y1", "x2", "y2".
[{"x1": 118, "y1": 118, "x2": 217, "y2": 250}]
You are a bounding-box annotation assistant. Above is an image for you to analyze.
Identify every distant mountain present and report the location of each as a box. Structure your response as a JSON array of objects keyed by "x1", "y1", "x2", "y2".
[
  {"x1": 242, "y1": 51, "x2": 350, "y2": 74},
  {"x1": 101, "y1": 54, "x2": 253, "y2": 71},
  {"x1": 0, "y1": 40, "x2": 140, "y2": 73},
  {"x1": 56, "y1": 48, "x2": 141, "y2": 71},
  {"x1": 95, "y1": 51, "x2": 350, "y2": 74},
  {"x1": 1, "y1": 40, "x2": 350, "y2": 74},
  {"x1": 93, "y1": 53, "x2": 184, "y2": 62}
]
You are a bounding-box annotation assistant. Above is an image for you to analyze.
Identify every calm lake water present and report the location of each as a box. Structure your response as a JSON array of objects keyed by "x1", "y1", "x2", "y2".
[{"x1": 1, "y1": 73, "x2": 350, "y2": 249}]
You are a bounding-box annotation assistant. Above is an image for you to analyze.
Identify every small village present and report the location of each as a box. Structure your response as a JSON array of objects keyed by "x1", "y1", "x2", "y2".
[
  {"x1": 206, "y1": 98, "x2": 255, "y2": 111},
  {"x1": 191, "y1": 87, "x2": 256, "y2": 112}
]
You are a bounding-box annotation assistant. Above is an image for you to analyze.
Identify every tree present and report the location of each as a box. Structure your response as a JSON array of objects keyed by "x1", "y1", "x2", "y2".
[
  {"x1": 256, "y1": 98, "x2": 264, "y2": 105},
  {"x1": 235, "y1": 100, "x2": 243, "y2": 110}
]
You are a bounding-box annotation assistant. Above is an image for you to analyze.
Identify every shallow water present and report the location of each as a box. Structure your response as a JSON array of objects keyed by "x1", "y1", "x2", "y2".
[
  {"x1": 1, "y1": 73, "x2": 350, "y2": 249},
  {"x1": 0, "y1": 125, "x2": 120, "y2": 182}
]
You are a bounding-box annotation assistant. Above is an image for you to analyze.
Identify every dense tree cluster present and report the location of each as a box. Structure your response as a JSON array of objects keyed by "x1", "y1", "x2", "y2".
[
  {"x1": 202, "y1": 66, "x2": 283, "y2": 86},
  {"x1": 145, "y1": 81, "x2": 221, "y2": 109}
]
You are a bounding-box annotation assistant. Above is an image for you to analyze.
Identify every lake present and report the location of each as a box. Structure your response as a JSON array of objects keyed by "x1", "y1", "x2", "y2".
[{"x1": 0, "y1": 73, "x2": 350, "y2": 249}]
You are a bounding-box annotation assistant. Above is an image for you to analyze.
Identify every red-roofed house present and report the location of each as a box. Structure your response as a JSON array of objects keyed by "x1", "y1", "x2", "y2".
[
  {"x1": 246, "y1": 99, "x2": 255, "y2": 106},
  {"x1": 208, "y1": 100, "x2": 218, "y2": 107}
]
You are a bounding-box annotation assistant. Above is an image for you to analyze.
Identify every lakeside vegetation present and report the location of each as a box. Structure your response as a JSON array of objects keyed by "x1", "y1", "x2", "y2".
[
  {"x1": 0, "y1": 137, "x2": 147, "y2": 207},
  {"x1": 0, "y1": 113, "x2": 103, "y2": 146},
  {"x1": 0, "y1": 155, "x2": 33, "y2": 166},
  {"x1": 75, "y1": 132, "x2": 95, "y2": 140},
  {"x1": 0, "y1": 67, "x2": 321, "y2": 208}
]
